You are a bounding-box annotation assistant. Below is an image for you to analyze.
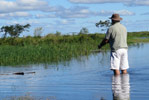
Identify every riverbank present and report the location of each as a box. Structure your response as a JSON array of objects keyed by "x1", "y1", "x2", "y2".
[{"x1": 0, "y1": 31, "x2": 149, "y2": 66}]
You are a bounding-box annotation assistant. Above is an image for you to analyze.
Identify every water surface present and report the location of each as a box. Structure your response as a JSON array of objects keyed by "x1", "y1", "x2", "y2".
[{"x1": 0, "y1": 43, "x2": 149, "y2": 100}]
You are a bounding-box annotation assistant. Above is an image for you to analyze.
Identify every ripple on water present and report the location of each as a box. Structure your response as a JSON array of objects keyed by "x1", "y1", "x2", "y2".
[{"x1": 0, "y1": 43, "x2": 149, "y2": 100}]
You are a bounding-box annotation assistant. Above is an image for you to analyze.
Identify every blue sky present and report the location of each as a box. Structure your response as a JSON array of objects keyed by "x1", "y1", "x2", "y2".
[{"x1": 0, "y1": 0, "x2": 149, "y2": 36}]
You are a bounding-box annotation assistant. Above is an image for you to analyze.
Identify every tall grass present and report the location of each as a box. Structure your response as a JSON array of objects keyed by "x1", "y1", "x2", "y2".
[{"x1": 0, "y1": 32, "x2": 149, "y2": 66}]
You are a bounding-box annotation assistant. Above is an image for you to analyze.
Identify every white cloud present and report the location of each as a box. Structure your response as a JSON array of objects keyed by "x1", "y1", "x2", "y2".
[
  {"x1": 36, "y1": 8, "x2": 134, "y2": 19},
  {"x1": 94, "y1": 10, "x2": 135, "y2": 16},
  {"x1": 68, "y1": 0, "x2": 149, "y2": 6},
  {"x1": 61, "y1": 20, "x2": 70, "y2": 24},
  {"x1": 0, "y1": 0, "x2": 52, "y2": 13},
  {"x1": 132, "y1": 0, "x2": 149, "y2": 6},
  {"x1": 53, "y1": 6, "x2": 134, "y2": 19},
  {"x1": 114, "y1": 10, "x2": 135, "y2": 16},
  {"x1": 55, "y1": 6, "x2": 93, "y2": 18},
  {"x1": 6, "y1": 19, "x2": 40, "y2": 26},
  {"x1": 0, "y1": 12, "x2": 31, "y2": 19},
  {"x1": 35, "y1": 14, "x2": 56, "y2": 19},
  {"x1": 69, "y1": 0, "x2": 129, "y2": 4},
  {"x1": 55, "y1": 19, "x2": 75, "y2": 25},
  {"x1": 0, "y1": 0, "x2": 59, "y2": 19},
  {"x1": 0, "y1": 0, "x2": 135, "y2": 20},
  {"x1": 80, "y1": 9, "x2": 90, "y2": 14},
  {"x1": 13, "y1": 12, "x2": 31, "y2": 17}
]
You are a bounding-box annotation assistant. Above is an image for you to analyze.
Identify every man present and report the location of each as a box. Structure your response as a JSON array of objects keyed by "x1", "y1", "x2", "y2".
[{"x1": 98, "y1": 13, "x2": 129, "y2": 75}]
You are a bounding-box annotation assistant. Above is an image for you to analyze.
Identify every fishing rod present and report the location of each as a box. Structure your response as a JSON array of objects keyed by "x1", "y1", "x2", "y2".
[{"x1": 90, "y1": 49, "x2": 108, "y2": 53}]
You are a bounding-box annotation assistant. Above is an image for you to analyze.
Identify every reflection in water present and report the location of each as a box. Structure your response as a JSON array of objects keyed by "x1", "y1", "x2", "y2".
[{"x1": 112, "y1": 74, "x2": 130, "y2": 100}]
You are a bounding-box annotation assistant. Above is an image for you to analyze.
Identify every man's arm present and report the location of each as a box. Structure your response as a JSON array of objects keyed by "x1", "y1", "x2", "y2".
[{"x1": 98, "y1": 38, "x2": 109, "y2": 49}]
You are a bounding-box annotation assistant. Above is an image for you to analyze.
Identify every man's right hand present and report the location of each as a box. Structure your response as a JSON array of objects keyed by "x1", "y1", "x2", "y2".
[{"x1": 98, "y1": 45, "x2": 102, "y2": 49}]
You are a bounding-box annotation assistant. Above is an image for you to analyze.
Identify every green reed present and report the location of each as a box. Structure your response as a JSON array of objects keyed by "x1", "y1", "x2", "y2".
[{"x1": 0, "y1": 32, "x2": 149, "y2": 66}]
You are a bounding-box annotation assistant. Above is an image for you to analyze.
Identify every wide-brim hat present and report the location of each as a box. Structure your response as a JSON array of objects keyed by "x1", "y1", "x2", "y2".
[{"x1": 109, "y1": 13, "x2": 122, "y2": 21}]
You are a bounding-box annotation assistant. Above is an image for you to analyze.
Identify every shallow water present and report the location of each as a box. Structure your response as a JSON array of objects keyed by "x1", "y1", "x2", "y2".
[{"x1": 0, "y1": 43, "x2": 149, "y2": 100}]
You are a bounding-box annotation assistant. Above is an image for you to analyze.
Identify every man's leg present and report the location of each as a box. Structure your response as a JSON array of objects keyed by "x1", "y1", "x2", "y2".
[
  {"x1": 113, "y1": 70, "x2": 120, "y2": 75},
  {"x1": 120, "y1": 49, "x2": 129, "y2": 74},
  {"x1": 121, "y1": 69, "x2": 127, "y2": 74},
  {"x1": 111, "y1": 51, "x2": 120, "y2": 75}
]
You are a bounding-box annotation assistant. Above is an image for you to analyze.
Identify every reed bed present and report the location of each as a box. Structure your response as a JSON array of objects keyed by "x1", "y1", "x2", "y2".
[{"x1": 0, "y1": 32, "x2": 149, "y2": 66}]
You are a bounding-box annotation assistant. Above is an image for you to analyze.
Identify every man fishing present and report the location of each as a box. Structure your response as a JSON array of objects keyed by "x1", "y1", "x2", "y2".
[{"x1": 98, "y1": 14, "x2": 129, "y2": 75}]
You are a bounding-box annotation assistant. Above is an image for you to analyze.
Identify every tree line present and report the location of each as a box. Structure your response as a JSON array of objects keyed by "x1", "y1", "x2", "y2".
[{"x1": 0, "y1": 20, "x2": 111, "y2": 38}]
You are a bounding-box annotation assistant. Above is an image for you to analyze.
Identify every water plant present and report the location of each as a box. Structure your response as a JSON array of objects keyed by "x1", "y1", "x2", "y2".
[{"x1": 0, "y1": 32, "x2": 149, "y2": 66}]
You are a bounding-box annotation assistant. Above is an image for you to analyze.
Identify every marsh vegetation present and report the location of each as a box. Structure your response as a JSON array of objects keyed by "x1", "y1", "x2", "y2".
[{"x1": 0, "y1": 31, "x2": 149, "y2": 66}]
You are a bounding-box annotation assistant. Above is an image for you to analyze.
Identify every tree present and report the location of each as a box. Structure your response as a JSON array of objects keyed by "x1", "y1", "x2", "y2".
[
  {"x1": 0, "y1": 26, "x2": 12, "y2": 38},
  {"x1": 79, "y1": 27, "x2": 89, "y2": 35},
  {"x1": 95, "y1": 20, "x2": 111, "y2": 32},
  {"x1": 1, "y1": 24, "x2": 30, "y2": 38},
  {"x1": 55, "y1": 31, "x2": 61, "y2": 36},
  {"x1": 34, "y1": 27, "x2": 43, "y2": 37}
]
